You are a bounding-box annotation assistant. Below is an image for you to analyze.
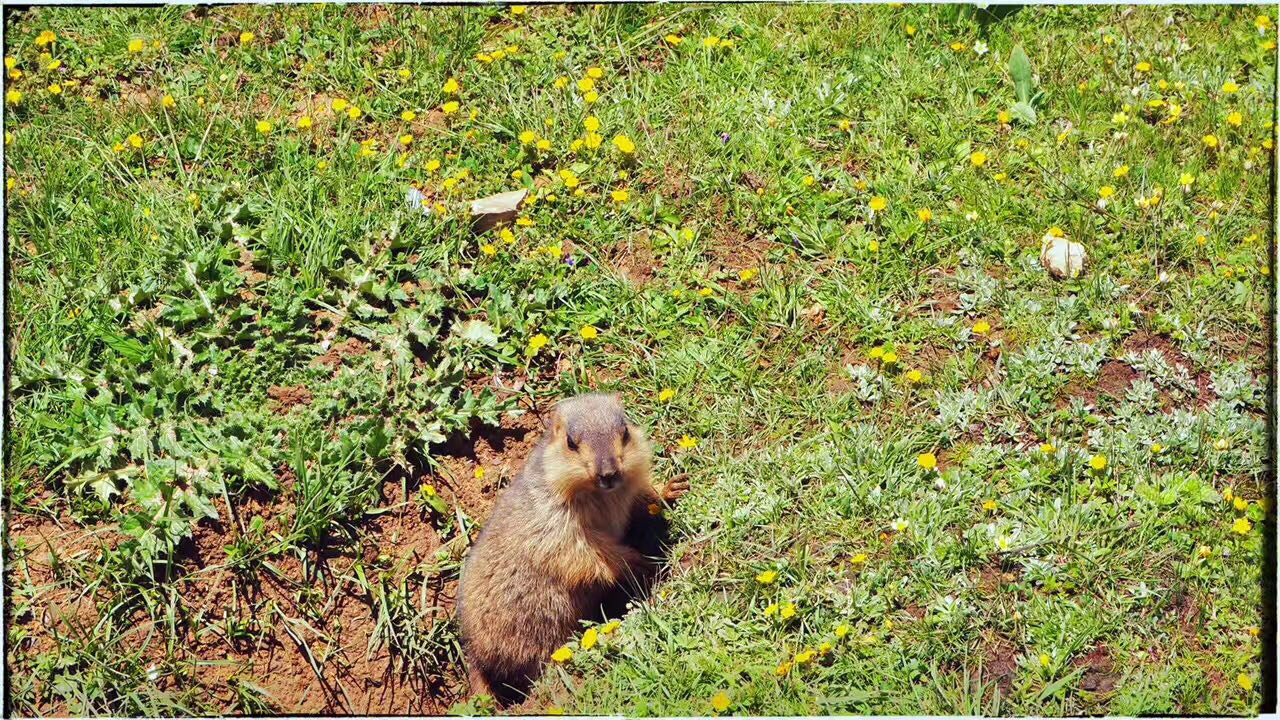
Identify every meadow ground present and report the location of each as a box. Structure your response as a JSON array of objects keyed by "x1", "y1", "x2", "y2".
[{"x1": 2, "y1": 3, "x2": 1275, "y2": 716}]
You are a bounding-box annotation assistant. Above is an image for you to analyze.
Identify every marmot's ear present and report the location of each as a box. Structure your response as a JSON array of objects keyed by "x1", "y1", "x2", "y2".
[{"x1": 546, "y1": 409, "x2": 565, "y2": 436}]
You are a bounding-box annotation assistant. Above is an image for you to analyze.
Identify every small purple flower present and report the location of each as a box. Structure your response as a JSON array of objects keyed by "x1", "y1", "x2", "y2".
[
  {"x1": 564, "y1": 255, "x2": 579, "y2": 268},
  {"x1": 720, "y1": 132, "x2": 731, "y2": 144}
]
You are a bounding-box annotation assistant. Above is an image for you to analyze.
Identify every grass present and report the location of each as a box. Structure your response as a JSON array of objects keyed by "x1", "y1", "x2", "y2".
[{"x1": 3, "y1": 3, "x2": 1274, "y2": 716}]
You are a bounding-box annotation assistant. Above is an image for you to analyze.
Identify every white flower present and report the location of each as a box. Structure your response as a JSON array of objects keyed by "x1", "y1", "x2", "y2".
[
  {"x1": 891, "y1": 518, "x2": 909, "y2": 532},
  {"x1": 973, "y1": 41, "x2": 989, "y2": 56}
]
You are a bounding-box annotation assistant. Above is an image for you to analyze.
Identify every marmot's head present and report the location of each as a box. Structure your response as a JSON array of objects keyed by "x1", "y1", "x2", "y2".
[{"x1": 541, "y1": 393, "x2": 651, "y2": 498}]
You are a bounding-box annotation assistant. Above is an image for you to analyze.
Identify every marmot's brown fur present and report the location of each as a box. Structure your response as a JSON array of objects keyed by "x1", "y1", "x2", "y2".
[{"x1": 457, "y1": 393, "x2": 688, "y2": 704}]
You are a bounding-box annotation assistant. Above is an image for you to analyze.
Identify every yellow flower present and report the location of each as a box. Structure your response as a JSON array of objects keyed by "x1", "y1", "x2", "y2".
[
  {"x1": 580, "y1": 627, "x2": 599, "y2": 650},
  {"x1": 127, "y1": 133, "x2": 143, "y2": 149},
  {"x1": 905, "y1": 369, "x2": 924, "y2": 385},
  {"x1": 739, "y1": 268, "x2": 758, "y2": 282},
  {"x1": 584, "y1": 132, "x2": 603, "y2": 149},
  {"x1": 850, "y1": 553, "x2": 868, "y2": 564},
  {"x1": 397, "y1": 67, "x2": 411, "y2": 79},
  {"x1": 905, "y1": 24, "x2": 917, "y2": 36},
  {"x1": 583, "y1": 116, "x2": 601, "y2": 133},
  {"x1": 710, "y1": 692, "x2": 731, "y2": 712},
  {"x1": 550, "y1": 646, "x2": 573, "y2": 663},
  {"x1": 703, "y1": 35, "x2": 721, "y2": 48},
  {"x1": 793, "y1": 649, "x2": 815, "y2": 665},
  {"x1": 576, "y1": 77, "x2": 595, "y2": 93},
  {"x1": 127, "y1": 38, "x2": 145, "y2": 53},
  {"x1": 586, "y1": 66, "x2": 604, "y2": 79},
  {"x1": 1179, "y1": 172, "x2": 1195, "y2": 188},
  {"x1": 1099, "y1": 186, "x2": 1115, "y2": 199},
  {"x1": 678, "y1": 435, "x2": 698, "y2": 450},
  {"x1": 579, "y1": 325, "x2": 599, "y2": 340},
  {"x1": 442, "y1": 101, "x2": 460, "y2": 115},
  {"x1": 1233, "y1": 517, "x2": 1252, "y2": 535},
  {"x1": 779, "y1": 602, "x2": 797, "y2": 619},
  {"x1": 601, "y1": 620, "x2": 621, "y2": 634},
  {"x1": 160, "y1": 94, "x2": 176, "y2": 108},
  {"x1": 665, "y1": 34, "x2": 684, "y2": 45},
  {"x1": 868, "y1": 196, "x2": 887, "y2": 212},
  {"x1": 554, "y1": 76, "x2": 569, "y2": 89},
  {"x1": 1222, "y1": 80, "x2": 1240, "y2": 94},
  {"x1": 698, "y1": 287, "x2": 713, "y2": 297},
  {"x1": 1151, "y1": 443, "x2": 1164, "y2": 454},
  {"x1": 1238, "y1": 673, "x2": 1254, "y2": 692},
  {"x1": 997, "y1": 109, "x2": 1011, "y2": 124},
  {"x1": 917, "y1": 452, "x2": 938, "y2": 470},
  {"x1": 35, "y1": 30, "x2": 56, "y2": 47},
  {"x1": 1234, "y1": 496, "x2": 1248, "y2": 511},
  {"x1": 982, "y1": 499, "x2": 998, "y2": 512},
  {"x1": 868, "y1": 240, "x2": 880, "y2": 252},
  {"x1": 398, "y1": 134, "x2": 413, "y2": 146},
  {"x1": 347, "y1": 106, "x2": 362, "y2": 119},
  {"x1": 480, "y1": 243, "x2": 497, "y2": 257},
  {"x1": 882, "y1": 351, "x2": 898, "y2": 366},
  {"x1": 612, "y1": 134, "x2": 636, "y2": 154},
  {"x1": 950, "y1": 41, "x2": 966, "y2": 51},
  {"x1": 47, "y1": 83, "x2": 61, "y2": 95},
  {"x1": 401, "y1": 109, "x2": 418, "y2": 122},
  {"x1": 917, "y1": 207, "x2": 933, "y2": 222},
  {"x1": 801, "y1": 174, "x2": 816, "y2": 187},
  {"x1": 610, "y1": 189, "x2": 629, "y2": 203},
  {"x1": 474, "y1": 467, "x2": 486, "y2": 480},
  {"x1": 1135, "y1": 61, "x2": 1152, "y2": 73},
  {"x1": 1114, "y1": 164, "x2": 1131, "y2": 178},
  {"x1": 764, "y1": 603, "x2": 779, "y2": 616},
  {"x1": 1203, "y1": 134, "x2": 1219, "y2": 148},
  {"x1": 972, "y1": 320, "x2": 991, "y2": 335},
  {"x1": 1089, "y1": 454, "x2": 1108, "y2": 471},
  {"x1": 4, "y1": 89, "x2": 21, "y2": 105},
  {"x1": 526, "y1": 333, "x2": 550, "y2": 356},
  {"x1": 838, "y1": 119, "x2": 852, "y2": 131},
  {"x1": 775, "y1": 661, "x2": 792, "y2": 677},
  {"x1": 1039, "y1": 653, "x2": 1051, "y2": 668},
  {"x1": 969, "y1": 150, "x2": 988, "y2": 167},
  {"x1": 297, "y1": 115, "x2": 313, "y2": 129},
  {"x1": 756, "y1": 569, "x2": 778, "y2": 584},
  {"x1": 546, "y1": 707, "x2": 564, "y2": 716},
  {"x1": 255, "y1": 120, "x2": 274, "y2": 134},
  {"x1": 511, "y1": 4, "x2": 527, "y2": 14},
  {"x1": 443, "y1": 77, "x2": 460, "y2": 94},
  {"x1": 239, "y1": 31, "x2": 255, "y2": 45},
  {"x1": 1227, "y1": 111, "x2": 1243, "y2": 127}
]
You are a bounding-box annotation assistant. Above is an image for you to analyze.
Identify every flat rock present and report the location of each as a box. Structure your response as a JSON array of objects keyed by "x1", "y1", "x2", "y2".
[{"x1": 469, "y1": 188, "x2": 527, "y2": 233}]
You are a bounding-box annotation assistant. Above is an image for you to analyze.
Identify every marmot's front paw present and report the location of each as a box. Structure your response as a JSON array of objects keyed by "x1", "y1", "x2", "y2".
[{"x1": 661, "y1": 473, "x2": 690, "y2": 502}]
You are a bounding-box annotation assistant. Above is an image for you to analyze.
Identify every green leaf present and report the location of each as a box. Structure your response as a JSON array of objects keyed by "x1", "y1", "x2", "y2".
[
  {"x1": 455, "y1": 319, "x2": 499, "y2": 347},
  {"x1": 1010, "y1": 45, "x2": 1034, "y2": 105}
]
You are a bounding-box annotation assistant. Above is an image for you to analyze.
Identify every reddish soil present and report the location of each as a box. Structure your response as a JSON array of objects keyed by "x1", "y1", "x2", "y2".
[
  {"x1": 1119, "y1": 331, "x2": 1219, "y2": 408},
  {"x1": 601, "y1": 230, "x2": 660, "y2": 287},
  {"x1": 1076, "y1": 643, "x2": 1117, "y2": 694},
  {"x1": 314, "y1": 338, "x2": 369, "y2": 370},
  {"x1": 267, "y1": 384, "x2": 313, "y2": 412},
  {"x1": 1058, "y1": 359, "x2": 1138, "y2": 409},
  {"x1": 980, "y1": 634, "x2": 1020, "y2": 696},
  {"x1": 6, "y1": 405, "x2": 549, "y2": 715}
]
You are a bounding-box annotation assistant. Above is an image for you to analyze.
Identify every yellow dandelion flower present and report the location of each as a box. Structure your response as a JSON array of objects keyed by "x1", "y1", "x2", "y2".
[
  {"x1": 612, "y1": 134, "x2": 636, "y2": 154},
  {"x1": 1114, "y1": 164, "x2": 1131, "y2": 178},
  {"x1": 1233, "y1": 516, "x2": 1252, "y2": 535},
  {"x1": 443, "y1": 77, "x2": 460, "y2": 94},
  {"x1": 127, "y1": 38, "x2": 145, "y2": 53},
  {"x1": 972, "y1": 320, "x2": 991, "y2": 335},
  {"x1": 580, "y1": 627, "x2": 598, "y2": 650},
  {"x1": 917, "y1": 207, "x2": 933, "y2": 222},
  {"x1": 1238, "y1": 673, "x2": 1254, "y2": 692},
  {"x1": 710, "y1": 692, "x2": 730, "y2": 713},
  {"x1": 756, "y1": 569, "x2": 778, "y2": 584},
  {"x1": 610, "y1": 189, "x2": 629, "y2": 203},
  {"x1": 1222, "y1": 80, "x2": 1240, "y2": 94},
  {"x1": 917, "y1": 452, "x2": 938, "y2": 470},
  {"x1": 127, "y1": 133, "x2": 143, "y2": 148},
  {"x1": 442, "y1": 101, "x2": 460, "y2": 115},
  {"x1": 678, "y1": 435, "x2": 698, "y2": 450},
  {"x1": 1089, "y1": 454, "x2": 1108, "y2": 471},
  {"x1": 579, "y1": 325, "x2": 599, "y2": 340},
  {"x1": 550, "y1": 646, "x2": 573, "y2": 663},
  {"x1": 868, "y1": 196, "x2": 887, "y2": 212},
  {"x1": 970, "y1": 150, "x2": 988, "y2": 167},
  {"x1": 297, "y1": 115, "x2": 313, "y2": 129}
]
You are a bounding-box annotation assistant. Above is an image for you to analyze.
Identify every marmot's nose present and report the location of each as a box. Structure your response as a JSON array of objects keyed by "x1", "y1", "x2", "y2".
[{"x1": 596, "y1": 470, "x2": 621, "y2": 490}]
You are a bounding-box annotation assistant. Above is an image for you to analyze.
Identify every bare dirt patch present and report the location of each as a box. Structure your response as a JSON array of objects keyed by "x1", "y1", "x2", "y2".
[
  {"x1": 1077, "y1": 643, "x2": 1117, "y2": 694},
  {"x1": 268, "y1": 384, "x2": 313, "y2": 412},
  {"x1": 600, "y1": 230, "x2": 661, "y2": 287},
  {"x1": 315, "y1": 338, "x2": 370, "y2": 370}
]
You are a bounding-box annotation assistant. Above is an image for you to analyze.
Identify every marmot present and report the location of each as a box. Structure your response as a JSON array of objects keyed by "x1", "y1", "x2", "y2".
[{"x1": 457, "y1": 393, "x2": 688, "y2": 704}]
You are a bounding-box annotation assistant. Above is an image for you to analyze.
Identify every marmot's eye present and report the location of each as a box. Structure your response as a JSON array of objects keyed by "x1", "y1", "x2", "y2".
[
  {"x1": 621, "y1": 426, "x2": 631, "y2": 445},
  {"x1": 566, "y1": 435, "x2": 579, "y2": 451}
]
